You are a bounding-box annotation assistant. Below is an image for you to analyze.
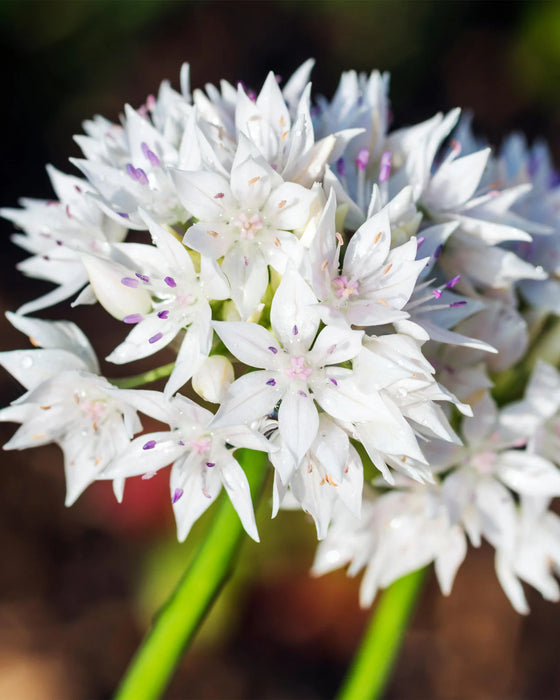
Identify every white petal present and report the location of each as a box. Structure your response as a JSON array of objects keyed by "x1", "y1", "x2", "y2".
[
  {"x1": 424, "y1": 148, "x2": 490, "y2": 211},
  {"x1": 497, "y1": 452, "x2": 560, "y2": 497},
  {"x1": 270, "y1": 267, "x2": 319, "y2": 350},
  {"x1": 434, "y1": 526, "x2": 467, "y2": 595},
  {"x1": 495, "y1": 550, "x2": 530, "y2": 614},
  {"x1": 171, "y1": 455, "x2": 222, "y2": 541},
  {"x1": 308, "y1": 325, "x2": 363, "y2": 366},
  {"x1": 81, "y1": 253, "x2": 152, "y2": 320},
  {"x1": 344, "y1": 208, "x2": 391, "y2": 280},
  {"x1": 6, "y1": 312, "x2": 99, "y2": 373},
  {"x1": 213, "y1": 321, "x2": 282, "y2": 369},
  {"x1": 278, "y1": 389, "x2": 319, "y2": 465},
  {"x1": 212, "y1": 371, "x2": 282, "y2": 427},
  {"x1": 230, "y1": 156, "x2": 273, "y2": 211},
  {"x1": 171, "y1": 168, "x2": 231, "y2": 220},
  {"x1": 263, "y1": 182, "x2": 317, "y2": 231},
  {"x1": 106, "y1": 315, "x2": 179, "y2": 364},
  {"x1": 0, "y1": 349, "x2": 87, "y2": 391},
  {"x1": 220, "y1": 456, "x2": 259, "y2": 541},
  {"x1": 222, "y1": 245, "x2": 269, "y2": 320},
  {"x1": 103, "y1": 432, "x2": 185, "y2": 478}
]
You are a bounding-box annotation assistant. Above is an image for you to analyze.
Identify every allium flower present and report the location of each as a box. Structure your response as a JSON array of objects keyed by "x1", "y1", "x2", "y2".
[
  {"x1": 84, "y1": 212, "x2": 229, "y2": 396},
  {"x1": 176, "y1": 146, "x2": 319, "y2": 318},
  {"x1": 0, "y1": 313, "x2": 141, "y2": 504},
  {"x1": 0, "y1": 167, "x2": 127, "y2": 315},
  {"x1": 213, "y1": 267, "x2": 367, "y2": 478},
  {"x1": 102, "y1": 389, "x2": 272, "y2": 542}
]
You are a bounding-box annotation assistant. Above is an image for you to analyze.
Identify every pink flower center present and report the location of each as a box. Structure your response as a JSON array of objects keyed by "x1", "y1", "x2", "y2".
[
  {"x1": 286, "y1": 356, "x2": 312, "y2": 381},
  {"x1": 471, "y1": 451, "x2": 497, "y2": 474},
  {"x1": 80, "y1": 399, "x2": 106, "y2": 423},
  {"x1": 188, "y1": 437, "x2": 212, "y2": 455},
  {"x1": 235, "y1": 211, "x2": 264, "y2": 240},
  {"x1": 333, "y1": 275, "x2": 359, "y2": 300}
]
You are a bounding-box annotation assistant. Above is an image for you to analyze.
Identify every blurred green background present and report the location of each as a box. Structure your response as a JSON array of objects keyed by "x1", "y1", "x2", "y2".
[{"x1": 1, "y1": 1, "x2": 560, "y2": 698}]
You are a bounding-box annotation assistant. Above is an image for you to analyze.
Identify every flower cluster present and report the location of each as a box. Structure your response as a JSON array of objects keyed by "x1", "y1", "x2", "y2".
[{"x1": 2, "y1": 62, "x2": 560, "y2": 612}]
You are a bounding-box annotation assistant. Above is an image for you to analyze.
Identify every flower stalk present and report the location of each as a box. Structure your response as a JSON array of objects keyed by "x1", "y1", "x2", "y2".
[
  {"x1": 114, "y1": 448, "x2": 269, "y2": 700},
  {"x1": 336, "y1": 568, "x2": 427, "y2": 700}
]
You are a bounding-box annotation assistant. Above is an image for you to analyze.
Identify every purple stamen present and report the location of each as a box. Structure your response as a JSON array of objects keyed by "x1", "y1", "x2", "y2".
[
  {"x1": 164, "y1": 276, "x2": 177, "y2": 288},
  {"x1": 149, "y1": 332, "x2": 163, "y2": 344},
  {"x1": 118, "y1": 212, "x2": 130, "y2": 219},
  {"x1": 158, "y1": 310, "x2": 170, "y2": 319},
  {"x1": 298, "y1": 390, "x2": 308, "y2": 398},
  {"x1": 135, "y1": 168, "x2": 149, "y2": 186},
  {"x1": 356, "y1": 148, "x2": 369, "y2": 172},
  {"x1": 121, "y1": 277, "x2": 139, "y2": 288},
  {"x1": 416, "y1": 236, "x2": 425, "y2": 248},
  {"x1": 292, "y1": 325, "x2": 298, "y2": 336},
  {"x1": 136, "y1": 272, "x2": 150, "y2": 282},
  {"x1": 143, "y1": 440, "x2": 157, "y2": 450},
  {"x1": 123, "y1": 313, "x2": 143, "y2": 324},
  {"x1": 126, "y1": 163, "x2": 149, "y2": 185},
  {"x1": 450, "y1": 301, "x2": 467, "y2": 308},
  {"x1": 379, "y1": 151, "x2": 392, "y2": 183},
  {"x1": 432, "y1": 289, "x2": 442, "y2": 299},
  {"x1": 434, "y1": 244, "x2": 443, "y2": 259},
  {"x1": 336, "y1": 157, "x2": 346, "y2": 177},
  {"x1": 205, "y1": 461, "x2": 215, "y2": 468},
  {"x1": 266, "y1": 378, "x2": 276, "y2": 386},
  {"x1": 141, "y1": 142, "x2": 161, "y2": 167},
  {"x1": 178, "y1": 440, "x2": 185, "y2": 446},
  {"x1": 172, "y1": 488, "x2": 184, "y2": 504},
  {"x1": 268, "y1": 346, "x2": 278, "y2": 354},
  {"x1": 329, "y1": 378, "x2": 338, "y2": 386},
  {"x1": 446, "y1": 275, "x2": 461, "y2": 288}
]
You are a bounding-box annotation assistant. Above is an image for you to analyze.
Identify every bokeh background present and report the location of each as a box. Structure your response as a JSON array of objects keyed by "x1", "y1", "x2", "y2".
[{"x1": 1, "y1": 1, "x2": 560, "y2": 698}]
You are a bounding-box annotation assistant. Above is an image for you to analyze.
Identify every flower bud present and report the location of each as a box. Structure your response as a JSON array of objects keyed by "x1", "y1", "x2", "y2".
[{"x1": 192, "y1": 355, "x2": 234, "y2": 404}]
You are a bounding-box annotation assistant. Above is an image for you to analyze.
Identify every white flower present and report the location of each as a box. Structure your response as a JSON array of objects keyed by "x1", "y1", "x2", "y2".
[
  {"x1": 0, "y1": 166, "x2": 127, "y2": 315},
  {"x1": 437, "y1": 392, "x2": 560, "y2": 552},
  {"x1": 312, "y1": 481, "x2": 466, "y2": 607},
  {"x1": 102, "y1": 389, "x2": 271, "y2": 542},
  {"x1": 85, "y1": 212, "x2": 229, "y2": 396},
  {"x1": 0, "y1": 314, "x2": 141, "y2": 504},
  {"x1": 309, "y1": 192, "x2": 425, "y2": 328},
  {"x1": 72, "y1": 92, "x2": 195, "y2": 228},
  {"x1": 495, "y1": 496, "x2": 560, "y2": 614},
  {"x1": 271, "y1": 414, "x2": 364, "y2": 539},
  {"x1": 213, "y1": 267, "x2": 369, "y2": 475},
  {"x1": 175, "y1": 146, "x2": 318, "y2": 318}
]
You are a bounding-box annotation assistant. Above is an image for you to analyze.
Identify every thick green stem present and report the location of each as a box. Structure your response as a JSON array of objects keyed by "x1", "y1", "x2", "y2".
[
  {"x1": 336, "y1": 568, "x2": 427, "y2": 700},
  {"x1": 114, "y1": 449, "x2": 268, "y2": 700},
  {"x1": 110, "y1": 362, "x2": 175, "y2": 389}
]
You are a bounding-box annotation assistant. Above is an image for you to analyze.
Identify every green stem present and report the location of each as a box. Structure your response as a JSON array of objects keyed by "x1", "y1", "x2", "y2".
[
  {"x1": 114, "y1": 449, "x2": 269, "y2": 700},
  {"x1": 336, "y1": 568, "x2": 427, "y2": 700},
  {"x1": 110, "y1": 362, "x2": 175, "y2": 389}
]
